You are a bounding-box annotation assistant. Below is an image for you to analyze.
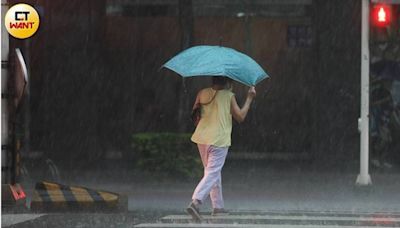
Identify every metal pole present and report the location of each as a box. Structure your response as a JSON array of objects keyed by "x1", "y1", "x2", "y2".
[
  {"x1": 1, "y1": 0, "x2": 10, "y2": 184},
  {"x1": 356, "y1": 0, "x2": 372, "y2": 186}
]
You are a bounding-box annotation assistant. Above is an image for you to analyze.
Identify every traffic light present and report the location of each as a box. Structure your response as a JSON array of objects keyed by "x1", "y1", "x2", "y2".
[{"x1": 371, "y1": 4, "x2": 392, "y2": 27}]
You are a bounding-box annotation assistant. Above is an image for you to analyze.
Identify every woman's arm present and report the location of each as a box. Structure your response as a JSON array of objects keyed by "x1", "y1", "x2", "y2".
[{"x1": 231, "y1": 87, "x2": 256, "y2": 123}]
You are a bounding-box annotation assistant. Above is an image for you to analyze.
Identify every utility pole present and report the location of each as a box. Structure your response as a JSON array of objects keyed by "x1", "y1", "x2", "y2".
[
  {"x1": 2, "y1": 0, "x2": 10, "y2": 184},
  {"x1": 356, "y1": 0, "x2": 372, "y2": 186},
  {"x1": 1, "y1": 1, "x2": 28, "y2": 207}
]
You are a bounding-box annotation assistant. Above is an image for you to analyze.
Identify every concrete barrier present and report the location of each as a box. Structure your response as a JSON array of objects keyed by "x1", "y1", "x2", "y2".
[{"x1": 30, "y1": 181, "x2": 123, "y2": 212}]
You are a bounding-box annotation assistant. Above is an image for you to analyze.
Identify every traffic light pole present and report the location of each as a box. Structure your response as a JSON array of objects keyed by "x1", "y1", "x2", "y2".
[{"x1": 356, "y1": 0, "x2": 372, "y2": 186}]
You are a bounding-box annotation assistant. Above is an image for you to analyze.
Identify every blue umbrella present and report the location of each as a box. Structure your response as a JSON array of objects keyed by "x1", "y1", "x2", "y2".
[{"x1": 163, "y1": 45, "x2": 269, "y2": 86}]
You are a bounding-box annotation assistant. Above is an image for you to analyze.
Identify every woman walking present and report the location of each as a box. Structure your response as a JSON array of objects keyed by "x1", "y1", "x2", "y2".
[{"x1": 186, "y1": 76, "x2": 256, "y2": 220}]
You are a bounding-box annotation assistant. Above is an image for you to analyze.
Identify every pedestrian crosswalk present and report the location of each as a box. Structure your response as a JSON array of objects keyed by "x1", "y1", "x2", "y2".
[
  {"x1": 134, "y1": 210, "x2": 400, "y2": 228},
  {"x1": 135, "y1": 225, "x2": 396, "y2": 228},
  {"x1": 1, "y1": 214, "x2": 46, "y2": 227}
]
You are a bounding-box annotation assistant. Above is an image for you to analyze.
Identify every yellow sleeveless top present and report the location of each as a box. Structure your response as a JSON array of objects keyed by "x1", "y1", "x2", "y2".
[{"x1": 191, "y1": 88, "x2": 234, "y2": 147}]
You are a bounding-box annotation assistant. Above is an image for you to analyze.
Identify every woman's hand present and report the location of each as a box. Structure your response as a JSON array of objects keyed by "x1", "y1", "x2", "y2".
[
  {"x1": 231, "y1": 86, "x2": 256, "y2": 123},
  {"x1": 248, "y1": 86, "x2": 256, "y2": 99}
]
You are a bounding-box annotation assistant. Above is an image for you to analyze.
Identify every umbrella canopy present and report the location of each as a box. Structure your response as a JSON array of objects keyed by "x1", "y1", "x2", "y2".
[{"x1": 163, "y1": 45, "x2": 269, "y2": 86}]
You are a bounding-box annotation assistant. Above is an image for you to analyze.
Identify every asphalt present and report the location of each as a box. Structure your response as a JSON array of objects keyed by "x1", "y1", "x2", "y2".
[
  {"x1": 57, "y1": 159, "x2": 400, "y2": 213},
  {"x1": 2, "y1": 159, "x2": 400, "y2": 227},
  {"x1": 81, "y1": 171, "x2": 400, "y2": 213}
]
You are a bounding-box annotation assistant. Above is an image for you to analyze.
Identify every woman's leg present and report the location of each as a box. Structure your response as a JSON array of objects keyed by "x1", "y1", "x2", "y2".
[
  {"x1": 192, "y1": 146, "x2": 228, "y2": 205},
  {"x1": 190, "y1": 144, "x2": 209, "y2": 206},
  {"x1": 210, "y1": 174, "x2": 224, "y2": 209},
  {"x1": 197, "y1": 144, "x2": 224, "y2": 208},
  {"x1": 197, "y1": 144, "x2": 209, "y2": 168}
]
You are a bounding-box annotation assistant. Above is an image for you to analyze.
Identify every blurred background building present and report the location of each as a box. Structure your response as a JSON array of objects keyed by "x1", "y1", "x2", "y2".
[{"x1": 4, "y1": 0, "x2": 399, "y2": 171}]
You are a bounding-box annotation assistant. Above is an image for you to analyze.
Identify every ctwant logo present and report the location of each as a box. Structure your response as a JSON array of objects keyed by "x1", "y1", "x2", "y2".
[{"x1": 5, "y1": 3, "x2": 40, "y2": 39}]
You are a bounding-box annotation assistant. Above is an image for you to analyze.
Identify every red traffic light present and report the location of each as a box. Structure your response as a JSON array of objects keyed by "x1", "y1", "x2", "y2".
[
  {"x1": 378, "y1": 7, "x2": 387, "y2": 22},
  {"x1": 372, "y1": 4, "x2": 392, "y2": 27}
]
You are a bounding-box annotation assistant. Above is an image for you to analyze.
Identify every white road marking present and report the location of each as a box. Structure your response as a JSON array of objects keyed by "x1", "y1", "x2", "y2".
[{"x1": 1, "y1": 214, "x2": 46, "y2": 227}]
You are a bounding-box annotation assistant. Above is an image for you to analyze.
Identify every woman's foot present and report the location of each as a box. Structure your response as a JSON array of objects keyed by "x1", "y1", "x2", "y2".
[
  {"x1": 211, "y1": 208, "x2": 229, "y2": 216},
  {"x1": 186, "y1": 202, "x2": 202, "y2": 221}
]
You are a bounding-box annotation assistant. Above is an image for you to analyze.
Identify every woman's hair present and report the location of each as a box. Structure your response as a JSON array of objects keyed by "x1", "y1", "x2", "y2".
[{"x1": 212, "y1": 76, "x2": 229, "y2": 86}]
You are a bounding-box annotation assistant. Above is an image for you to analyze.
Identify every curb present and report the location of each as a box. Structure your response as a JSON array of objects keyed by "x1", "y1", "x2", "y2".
[{"x1": 30, "y1": 181, "x2": 124, "y2": 212}]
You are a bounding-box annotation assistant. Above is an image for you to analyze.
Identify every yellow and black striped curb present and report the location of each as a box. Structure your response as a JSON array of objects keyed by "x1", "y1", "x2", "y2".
[{"x1": 31, "y1": 181, "x2": 122, "y2": 212}]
